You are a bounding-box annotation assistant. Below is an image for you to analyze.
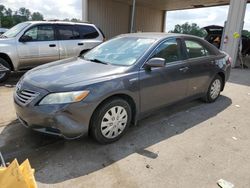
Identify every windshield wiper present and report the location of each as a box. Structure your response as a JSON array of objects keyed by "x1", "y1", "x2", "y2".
[
  {"x1": 0, "y1": 35, "x2": 7, "y2": 38},
  {"x1": 88, "y1": 58, "x2": 109, "y2": 65}
]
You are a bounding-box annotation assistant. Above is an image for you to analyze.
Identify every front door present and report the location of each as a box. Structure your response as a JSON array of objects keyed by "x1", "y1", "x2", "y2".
[
  {"x1": 17, "y1": 24, "x2": 59, "y2": 69},
  {"x1": 139, "y1": 38, "x2": 189, "y2": 113}
]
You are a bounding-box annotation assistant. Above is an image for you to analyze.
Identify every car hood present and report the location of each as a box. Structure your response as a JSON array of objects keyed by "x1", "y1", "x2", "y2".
[{"x1": 23, "y1": 57, "x2": 129, "y2": 92}]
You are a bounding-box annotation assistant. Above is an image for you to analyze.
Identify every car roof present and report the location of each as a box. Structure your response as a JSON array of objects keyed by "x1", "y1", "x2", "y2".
[
  {"x1": 25, "y1": 21, "x2": 96, "y2": 27},
  {"x1": 118, "y1": 32, "x2": 203, "y2": 41}
]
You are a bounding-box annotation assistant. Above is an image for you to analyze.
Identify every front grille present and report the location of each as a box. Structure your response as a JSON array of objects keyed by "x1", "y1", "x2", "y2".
[{"x1": 15, "y1": 89, "x2": 40, "y2": 105}]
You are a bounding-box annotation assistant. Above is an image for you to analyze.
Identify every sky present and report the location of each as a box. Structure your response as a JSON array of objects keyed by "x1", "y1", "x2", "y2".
[
  {"x1": 1, "y1": 0, "x2": 250, "y2": 31},
  {"x1": 166, "y1": 4, "x2": 250, "y2": 31}
]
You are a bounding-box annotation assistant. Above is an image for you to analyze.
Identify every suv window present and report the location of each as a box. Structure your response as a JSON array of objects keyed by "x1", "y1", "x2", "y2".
[
  {"x1": 24, "y1": 25, "x2": 55, "y2": 41},
  {"x1": 57, "y1": 25, "x2": 80, "y2": 40},
  {"x1": 152, "y1": 38, "x2": 182, "y2": 63},
  {"x1": 77, "y1": 25, "x2": 99, "y2": 39},
  {"x1": 185, "y1": 40, "x2": 210, "y2": 58}
]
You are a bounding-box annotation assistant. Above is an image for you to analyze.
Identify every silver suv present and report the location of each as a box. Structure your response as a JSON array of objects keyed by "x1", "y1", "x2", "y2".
[{"x1": 0, "y1": 21, "x2": 105, "y2": 82}]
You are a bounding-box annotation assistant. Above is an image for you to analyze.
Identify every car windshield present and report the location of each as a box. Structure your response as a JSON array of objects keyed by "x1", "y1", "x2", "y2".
[
  {"x1": 83, "y1": 37, "x2": 156, "y2": 66},
  {"x1": 2, "y1": 22, "x2": 30, "y2": 38}
]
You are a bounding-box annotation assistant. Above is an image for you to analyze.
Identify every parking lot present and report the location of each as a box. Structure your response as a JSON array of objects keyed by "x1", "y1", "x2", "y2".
[{"x1": 0, "y1": 68, "x2": 250, "y2": 188}]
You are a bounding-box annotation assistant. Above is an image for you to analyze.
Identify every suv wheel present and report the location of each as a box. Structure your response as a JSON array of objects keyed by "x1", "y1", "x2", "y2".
[
  {"x1": 0, "y1": 58, "x2": 11, "y2": 82},
  {"x1": 90, "y1": 98, "x2": 132, "y2": 144},
  {"x1": 203, "y1": 75, "x2": 222, "y2": 103}
]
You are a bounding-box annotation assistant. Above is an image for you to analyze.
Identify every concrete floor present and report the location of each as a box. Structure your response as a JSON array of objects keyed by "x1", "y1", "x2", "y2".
[{"x1": 0, "y1": 69, "x2": 249, "y2": 188}]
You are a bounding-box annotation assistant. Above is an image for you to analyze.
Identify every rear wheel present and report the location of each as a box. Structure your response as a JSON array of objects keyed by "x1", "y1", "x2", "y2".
[
  {"x1": 90, "y1": 98, "x2": 132, "y2": 144},
  {"x1": 0, "y1": 58, "x2": 11, "y2": 82},
  {"x1": 203, "y1": 75, "x2": 222, "y2": 103}
]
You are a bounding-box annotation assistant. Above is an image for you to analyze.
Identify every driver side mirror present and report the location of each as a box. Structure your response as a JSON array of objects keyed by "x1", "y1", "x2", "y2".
[
  {"x1": 19, "y1": 35, "x2": 32, "y2": 43},
  {"x1": 144, "y1": 58, "x2": 166, "y2": 70}
]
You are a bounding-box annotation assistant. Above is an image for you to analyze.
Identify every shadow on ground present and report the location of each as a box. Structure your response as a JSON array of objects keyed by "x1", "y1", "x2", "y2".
[
  {"x1": 0, "y1": 72, "x2": 25, "y2": 87},
  {"x1": 0, "y1": 95, "x2": 232, "y2": 184}
]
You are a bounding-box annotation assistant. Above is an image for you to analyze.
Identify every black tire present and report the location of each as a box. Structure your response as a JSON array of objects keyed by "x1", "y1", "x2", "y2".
[
  {"x1": 0, "y1": 58, "x2": 11, "y2": 82},
  {"x1": 203, "y1": 75, "x2": 223, "y2": 103},
  {"x1": 90, "y1": 98, "x2": 132, "y2": 144}
]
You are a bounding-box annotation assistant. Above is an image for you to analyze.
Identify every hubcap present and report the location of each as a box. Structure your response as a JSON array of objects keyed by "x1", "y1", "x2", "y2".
[
  {"x1": 101, "y1": 106, "x2": 128, "y2": 139},
  {"x1": 210, "y1": 79, "x2": 221, "y2": 99}
]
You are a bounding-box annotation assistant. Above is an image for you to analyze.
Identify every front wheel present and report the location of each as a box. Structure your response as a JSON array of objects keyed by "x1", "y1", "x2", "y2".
[
  {"x1": 0, "y1": 58, "x2": 11, "y2": 82},
  {"x1": 203, "y1": 75, "x2": 223, "y2": 103},
  {"x1": 90, "y1": 98, "x2": 132, "y2": 144}
]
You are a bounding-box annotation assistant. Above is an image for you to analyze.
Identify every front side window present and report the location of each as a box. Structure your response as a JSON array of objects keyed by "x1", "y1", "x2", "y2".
[
  {"x1": 185, "y1": 40, "x2": 210, "y2": 58},
  {"x1": 57, "y1": 25, "x2": 80, "y2": 40},
  {"x1": 83, "y1": 37, "x2": 156, "y2": 66},
  {"x1": 77, "y1": 25, "x2": 99, "y2": 39},
  {"x1": 24, "y1": 25, "x2": 55, "y2": 41},
  {"x1": 152, "y1": 38, "x2": 182, "y2": 63}
]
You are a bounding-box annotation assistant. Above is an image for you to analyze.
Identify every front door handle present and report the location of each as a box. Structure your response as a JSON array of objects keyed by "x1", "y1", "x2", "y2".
[
  {"x1": 49, "y1": 44, "x2": 56, "y2": 47},
  {"x1": 78, "y1": 43, "x2": 84, "y2": 46},
  {"x1": 179, "y1": 67, "x2": 189, "y2": 72}
]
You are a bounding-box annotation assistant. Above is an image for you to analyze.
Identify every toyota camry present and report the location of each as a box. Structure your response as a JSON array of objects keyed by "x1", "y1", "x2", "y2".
[{"x1": 14, "y1": 33, "x2": 231, "y2": 144}]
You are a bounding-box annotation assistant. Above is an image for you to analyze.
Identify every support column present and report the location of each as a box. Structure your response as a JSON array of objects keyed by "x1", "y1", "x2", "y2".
[
  {"x1": 82, "y1": 0, "x2": 88, "y2": 22},
  {"x1": 163, "y1": 11, "x2": 167, "y2": 32},
  {"x1": 221, "y1": 0, "x2": 247, "y2": 67},
  {"x1": 130, "y1": 0, "x2": 136, "y2": 33}
]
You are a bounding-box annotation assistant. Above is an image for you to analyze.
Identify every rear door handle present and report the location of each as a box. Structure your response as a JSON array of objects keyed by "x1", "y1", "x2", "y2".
[
  {"x1": 179, "y1": 67, "x2": 189, "y2": 72},
  {"x1": 49, "y1": 44, "x2": 56, "y2": 47},
  {"x1": 78, "y1": 43, "x2": 84, "y2": 46}
]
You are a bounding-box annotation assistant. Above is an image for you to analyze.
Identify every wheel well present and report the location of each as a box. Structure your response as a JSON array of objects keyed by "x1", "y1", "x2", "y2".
[
  {"x1": 0, "y1": 53, "x2": 14, "y2": 71},
  {"x1": 217, "y1": 72, "x2": 225, "y2": 91},
  {"x1": 89, "y1": 94, "x2": 137, "y2": 133}
]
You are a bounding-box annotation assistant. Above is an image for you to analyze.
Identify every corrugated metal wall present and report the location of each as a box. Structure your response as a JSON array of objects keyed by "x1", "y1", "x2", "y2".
[
  {"x1": 88, "y1": 0, "x2": 130, "y2": 39},
  {"x1": 87, "y1": 0, "x2": 164, "y2": 39},
  {"x1": 135, "y1": 6, "x2": 164, "y2": 32}
]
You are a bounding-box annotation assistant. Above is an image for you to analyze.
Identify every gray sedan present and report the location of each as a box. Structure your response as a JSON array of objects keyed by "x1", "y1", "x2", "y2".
[{"x1": 14, "y1": 33, "x2": 231, "y2": 144}]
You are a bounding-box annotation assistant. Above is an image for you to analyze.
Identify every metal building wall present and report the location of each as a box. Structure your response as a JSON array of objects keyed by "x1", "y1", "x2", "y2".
[
  {"x1": 135, "y1": 6, "x2": 164, "y2": 32},
  {"x1": 88, "y1": 0, "x2": 130, "y2": 39},
  {"x1": 87, "y1": 0, "x2": 164, "y2": 39}
]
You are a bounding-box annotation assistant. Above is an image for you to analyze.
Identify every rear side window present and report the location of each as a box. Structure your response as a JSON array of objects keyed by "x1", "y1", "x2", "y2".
[
  {"x1": 57, "y1": 25, "x2": 80, "y2": 40},
  {"x1": 152, "y1": 38, "x2": 182, "y2": 63},
  {"x1": 77, "y1": 25, "x2": 99, "y2": 39},
  {"x1": 185, "y1": 40, "x2": 210, "y2": 58}
]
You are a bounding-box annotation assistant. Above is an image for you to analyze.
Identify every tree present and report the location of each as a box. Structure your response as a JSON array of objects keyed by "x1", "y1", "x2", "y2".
[
  {"x1": 242, "y1": 30, "x2": 250, "y2": 38},
  {"x1": 18, "y1": 7, "x2": 31, "y2": 19},
  {"x1": 170, "y1": 22, "x2": 207, "y2": 37},
  {"x1": 31, "y1": 12, "x2": 43, "y2": 21},
  {"x1": 71, "y1": 18, "x2": 80, "y2": 22}
]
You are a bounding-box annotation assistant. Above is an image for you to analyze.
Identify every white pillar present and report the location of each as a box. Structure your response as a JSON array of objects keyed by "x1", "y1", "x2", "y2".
[
  {"x1": 221, "y1": 0, "x2": 247, "y2": 67},
  {"x1": 82, "y1": 0, "x2": 88, "y2": 22}
]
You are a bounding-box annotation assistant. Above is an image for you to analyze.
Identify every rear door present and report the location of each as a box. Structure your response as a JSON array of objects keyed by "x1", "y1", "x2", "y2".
[
  {"x1": 76, "y1": 24, "x2": 103, "y2": 53},
  {"x1": 17, "y1": 24, "x2": 59, "y2": 68},
  {"x1": 139, "y1": 38, "x2": 189, "y2": 113},
  {"x1": 182, "y1": 38, "x2": 217, "y2": 97},
  {"x1": 56, "y1": 24, "x2": 81, "y2": 59}
]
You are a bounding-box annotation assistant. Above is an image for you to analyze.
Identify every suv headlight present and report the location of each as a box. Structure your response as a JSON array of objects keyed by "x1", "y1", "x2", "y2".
[{"x1": 39, "y1": 90, "x2": 90, "y2": 105}]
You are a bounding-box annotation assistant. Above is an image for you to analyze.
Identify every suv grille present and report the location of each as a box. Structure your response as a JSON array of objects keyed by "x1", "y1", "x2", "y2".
[{"x1": 15, "y1": 89, "x2": 40, "y2": 105}]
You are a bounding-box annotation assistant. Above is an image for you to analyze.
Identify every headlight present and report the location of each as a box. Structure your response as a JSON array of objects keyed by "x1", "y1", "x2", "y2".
[{"x1": 39, "y1": 90, "x2": 90, "y2": 105}]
